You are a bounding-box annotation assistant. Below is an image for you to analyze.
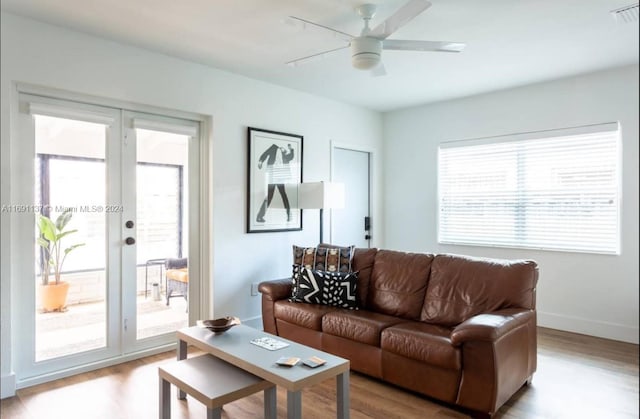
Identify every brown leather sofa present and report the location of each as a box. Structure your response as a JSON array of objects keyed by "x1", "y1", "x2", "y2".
[{"x1": 259, "y1": 249, "x2": 538, "y2": 418}]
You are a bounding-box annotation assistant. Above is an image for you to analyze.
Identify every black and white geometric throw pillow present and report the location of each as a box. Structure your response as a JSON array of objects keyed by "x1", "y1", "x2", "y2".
[
  {"x1": 289, "y1": 264, "x2": 303, "y2": 301},
  {"x1": 293, "y1": 267, "x2": 359, "y2": 309}
]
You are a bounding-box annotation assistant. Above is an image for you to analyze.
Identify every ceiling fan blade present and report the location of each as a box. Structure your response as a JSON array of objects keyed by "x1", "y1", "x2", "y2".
[
  {"x1": 369, "y1": 0, "x2": 432, "y2": 40},
  {"x1": 371, "y1": 63, "x2": 387, "y2": 77},
  {"x1": 286, "y1": 45, "x2": 350, "y2": 67},
  {"x1": 383, "y1": 39, "x2": 466, "y2": 53},
  {"x1": 287, "y1": 16, "x2": 354, "y2": 43}
]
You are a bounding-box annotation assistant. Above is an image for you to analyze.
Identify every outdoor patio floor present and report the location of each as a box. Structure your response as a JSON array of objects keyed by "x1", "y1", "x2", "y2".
[{"x1": 36, "y1": 294, "x2": 188, "y2": 361}]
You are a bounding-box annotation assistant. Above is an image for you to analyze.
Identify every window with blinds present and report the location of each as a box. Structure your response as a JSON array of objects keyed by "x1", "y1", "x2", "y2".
[{"x1": 438, "y1": 123, "x2": 620, "y2": 254}]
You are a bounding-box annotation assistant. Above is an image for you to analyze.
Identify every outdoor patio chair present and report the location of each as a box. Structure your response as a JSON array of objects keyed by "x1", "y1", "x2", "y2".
[{"x1": 165, "y1": 257, "x2": 188, "y2": 311}]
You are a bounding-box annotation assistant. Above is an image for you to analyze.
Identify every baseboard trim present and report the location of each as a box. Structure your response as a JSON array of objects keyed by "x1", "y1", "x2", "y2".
[
  {"x1": 538, "y1": 311, "x2": 638, "y2": 344},
  {"x1": 15, "y1": 344, "x2": 174, "y2": 391},
  {"x1": 242, "y1": 316, "x2": 262, "y2": 330},
  {"x1": 1, "y1": 372, "x2": 16, "y2": 399}
]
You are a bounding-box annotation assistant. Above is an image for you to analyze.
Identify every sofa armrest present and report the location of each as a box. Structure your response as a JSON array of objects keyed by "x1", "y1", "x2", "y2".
[
  {"x1": 451, "y1": 308, "x2": 537, "y2": 415},
  {"x1": 450, "y1": 308, "x2": 535, "y2": 346},
  {"x1": 258, "y1": 278, "x2": 292, "y2": 301},
  {"x1": 258, "y1": 278, "x2": 292, "y2": 335}
]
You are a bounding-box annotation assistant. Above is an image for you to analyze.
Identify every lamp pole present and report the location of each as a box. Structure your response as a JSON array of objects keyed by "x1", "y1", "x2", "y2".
[{"x1": 319, "y1": 208, "x2": 324, "y2": 244}]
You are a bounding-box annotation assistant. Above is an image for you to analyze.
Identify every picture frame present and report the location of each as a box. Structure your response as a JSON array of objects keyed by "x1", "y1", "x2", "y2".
[{"x1": 247, "y1": 127, "x2": 303, "y2": 233}]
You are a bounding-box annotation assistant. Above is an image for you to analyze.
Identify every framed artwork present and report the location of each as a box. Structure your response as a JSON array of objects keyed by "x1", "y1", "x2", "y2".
[{"x1": 247, "y1": 127, "x2": 303, "y2": 233}]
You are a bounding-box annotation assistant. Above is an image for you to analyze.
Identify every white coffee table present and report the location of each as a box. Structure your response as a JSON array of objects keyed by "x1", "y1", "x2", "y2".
[{"x1": 177, "y1": 325, "x2": 350, "y2": 419}]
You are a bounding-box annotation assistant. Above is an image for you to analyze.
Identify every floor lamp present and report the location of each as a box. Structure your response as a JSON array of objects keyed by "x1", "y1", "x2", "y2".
[{"x1": 298, "y1": 181, "x2": 345, "y2": 244}]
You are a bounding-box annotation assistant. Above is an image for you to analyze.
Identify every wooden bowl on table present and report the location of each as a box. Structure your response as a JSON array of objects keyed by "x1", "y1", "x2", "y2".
[{"x1": 197, "y1": 316, "x2": 241, "y2": 334}]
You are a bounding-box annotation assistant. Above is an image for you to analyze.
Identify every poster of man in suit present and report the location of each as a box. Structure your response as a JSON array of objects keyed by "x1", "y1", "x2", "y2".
[{"x1": 247, "y1": 128, "x2": 303, "y2": 233}]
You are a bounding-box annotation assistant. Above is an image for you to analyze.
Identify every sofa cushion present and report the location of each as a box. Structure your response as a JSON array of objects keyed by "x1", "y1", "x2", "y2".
[
  {"x1": 421, "y1": 254, "x2": 539, "y2": 326},
  {"x1": 351, "y1": 248, "x2": 377, "y2": 309},
  {"x1": 381, "y1": 322, "x2": 460, "y2": 370},
  {"x1": 166, "y1": 268, "x2": 188, "y2": 283},
  {"x1": 273, "y1": 300, "x2": 336, "y2": 331},
  {"x1": 293, "y1": 244, "x2": 354, "y2": 273},
  {"x1": 367, "y1": 250, "x2": 434, "y2": 320},
  {"x1": 292, "y1": 268, "x2": 359, "y2": 309},
  {"x1": 322, "y1": 310, "x2": 404, "y2": 346}
]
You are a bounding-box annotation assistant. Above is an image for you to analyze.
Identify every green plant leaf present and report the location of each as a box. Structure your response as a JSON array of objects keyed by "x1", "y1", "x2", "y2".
[
  {"x1": 64, "y1": 244, "x2": 85, "y2": 255},
  {"x1": 36, "y1": 237, "x2": 50, "y2": 248},
  {"x1": 37, "y1": 215, "x2": 57, "y2": 242},
  {"x1": 56, "y1": 229, "x2": 79, "y2": 241},
  {"x1": 55, "y1": 210, "x2": 73, "y2": 231}
]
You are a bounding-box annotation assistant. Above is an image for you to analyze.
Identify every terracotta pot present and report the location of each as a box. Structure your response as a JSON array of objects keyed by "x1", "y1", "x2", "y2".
[{"x1": 40, "y1": 281, "x2": 70, "y2": 312}]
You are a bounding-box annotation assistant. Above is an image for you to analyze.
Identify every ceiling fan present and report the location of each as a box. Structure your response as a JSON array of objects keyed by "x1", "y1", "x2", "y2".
[{"x1": 286, "y1": 0, "x2": 466, "y2": 75}]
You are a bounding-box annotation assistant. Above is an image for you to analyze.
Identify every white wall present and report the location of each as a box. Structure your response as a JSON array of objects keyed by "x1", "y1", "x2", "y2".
[
  {"x1": 383, "y1": 65, "x2": 639, "y2": 344},
  {"x1": 0, "y1": 12, "x2": 383, "y2": 397}
]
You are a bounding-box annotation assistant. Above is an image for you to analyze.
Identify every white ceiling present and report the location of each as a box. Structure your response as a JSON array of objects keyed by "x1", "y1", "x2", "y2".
[{"x1": 1, "y1": 0, "x2": 638, "y2": 112}]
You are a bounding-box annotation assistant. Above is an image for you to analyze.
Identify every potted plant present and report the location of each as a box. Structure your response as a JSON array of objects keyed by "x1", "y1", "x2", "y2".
[{"x1": 36, "y1": 209, "x2": 85, "y2": 312}]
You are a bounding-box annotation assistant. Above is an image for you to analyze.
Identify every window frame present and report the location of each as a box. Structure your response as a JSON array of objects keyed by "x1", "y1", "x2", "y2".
[
  {"x1": 36, "y1": 153, "x2": 185, "y2": 273},
  {"x1": 437, "y1": 122, "x2": 621, "y2": 255}
]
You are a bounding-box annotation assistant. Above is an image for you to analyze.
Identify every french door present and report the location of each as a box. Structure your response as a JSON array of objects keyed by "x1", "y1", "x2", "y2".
[{"x1": 14, "y1": 92, "x2": 203, "y2": 386}]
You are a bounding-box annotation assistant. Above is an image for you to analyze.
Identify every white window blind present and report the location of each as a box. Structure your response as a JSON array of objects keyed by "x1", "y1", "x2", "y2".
[{"x1": 438, "y1": 123, "x2": 620, "y2": 254}]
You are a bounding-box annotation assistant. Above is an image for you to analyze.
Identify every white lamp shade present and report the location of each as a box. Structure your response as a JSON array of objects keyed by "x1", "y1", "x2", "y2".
[{"x1": 298, "y1": 182, "x2": 345, "y2": 209}]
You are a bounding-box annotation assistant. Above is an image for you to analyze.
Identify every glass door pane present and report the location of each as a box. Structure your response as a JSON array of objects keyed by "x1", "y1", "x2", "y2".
[
  {"x1": 135, "y1": 128, "x2": 189, "y2": 340},
  {"x1": 34, "y1": 115, "x2": 107, "y2": 361}
]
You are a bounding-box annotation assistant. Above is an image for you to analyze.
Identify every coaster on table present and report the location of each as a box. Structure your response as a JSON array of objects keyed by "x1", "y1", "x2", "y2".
[
  {"x1": 302, "y1": 356, "x2": 327, "y2": 368},
  {"x1": 276, "y1": 356, "x2": 300, "y2": 367}
]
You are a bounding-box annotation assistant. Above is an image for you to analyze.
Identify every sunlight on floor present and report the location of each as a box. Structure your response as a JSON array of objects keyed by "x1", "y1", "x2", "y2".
[{"x1": 35, "y1": 295, "x2": 187, "y2": 361}]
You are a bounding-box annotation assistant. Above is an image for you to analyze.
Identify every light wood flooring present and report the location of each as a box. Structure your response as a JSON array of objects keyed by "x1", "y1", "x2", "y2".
[{"x1": 1, "y1": 327, "x2": 637, "y2": 419}]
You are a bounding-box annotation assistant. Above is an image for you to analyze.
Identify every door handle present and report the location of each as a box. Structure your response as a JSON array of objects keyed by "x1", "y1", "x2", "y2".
[
  {"x1": 125, "y1": 237, "x2": 136, "y2": 245},
  {"x1": 364, "y1": 216, "x2": 371, "y2": 231},
  {"x1": 125, "y1": 220, "x2": 134, "y2": 228}
]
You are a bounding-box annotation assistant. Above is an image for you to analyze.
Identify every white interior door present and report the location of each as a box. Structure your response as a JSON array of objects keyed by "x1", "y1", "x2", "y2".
[{"x1": 331, "y1": 147, "x2": 371, "y2": 248}]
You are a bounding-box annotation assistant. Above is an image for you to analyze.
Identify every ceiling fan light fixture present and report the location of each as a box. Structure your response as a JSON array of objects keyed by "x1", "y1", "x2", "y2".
[
  {"x1": 287, "y1": 0, "x2": 464, "y2": 74},
  {"x1": 351, "y1": 37, "x2": 382, "y2": 70},
  {"x1": 352, "y1": 53, "x2": 380, "y2": 70}
]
